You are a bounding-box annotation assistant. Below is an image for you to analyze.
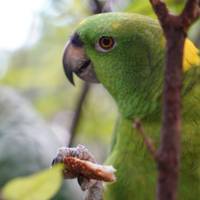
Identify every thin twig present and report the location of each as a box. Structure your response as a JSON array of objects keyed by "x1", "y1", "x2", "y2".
[
  {"x1": 69, "y1": 83, "x2": 90, "y2": 146},
  {"x1": 149, "y1": 0, "x2": 169, "y2": 26},
  {"x1": 68, "y1": 0, "x2": 111, "y2": 146},
  {"x1": 133, "y1": 119, "x2": 157, "y2": 160},
  {"x1": 181, "y1": 0, "x2": 200, "y2": 31},
  {"x1": 90, "y1": 0, "x2": 106, "y2": 14}
]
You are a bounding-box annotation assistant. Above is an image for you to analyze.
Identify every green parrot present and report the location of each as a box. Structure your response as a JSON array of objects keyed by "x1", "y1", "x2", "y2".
[{"x1": 62, "y1": 13, "x2": 200, "y2": 200}]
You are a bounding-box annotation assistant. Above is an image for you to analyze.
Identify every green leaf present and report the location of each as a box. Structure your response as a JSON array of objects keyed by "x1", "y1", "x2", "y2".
[
  {"x1": 125, "y1": 0, "x2": 186, "y2": 17},
  {"x1": 2, "y1": 164, "x2": 63, "y2": 200}
]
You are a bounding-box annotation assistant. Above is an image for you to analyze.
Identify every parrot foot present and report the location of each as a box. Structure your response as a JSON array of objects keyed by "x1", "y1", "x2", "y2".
[
  {"x1": 52, "y1": 144, "x2": 116, "y2": 200},
  {"x1": 52, "y1": 144, "x2": 98, "y2": 188}
]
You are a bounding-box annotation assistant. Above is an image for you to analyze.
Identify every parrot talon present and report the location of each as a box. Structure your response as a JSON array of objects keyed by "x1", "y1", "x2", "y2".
[
  {"x1": 51, "y1": 156, "x2": 63, "y2": 166},
  {"x1": 52, "y1": 145, "x2": 102, "y2": 184},
  {"x1": 77, "y1": 176, "x2": 97, "y2": 191},
  {"x1": 51, "y1": 158, "x2": 57, "y2": 166},
  {"x1": 52, "y1": 145, "x2": 96, "y2": 165}
]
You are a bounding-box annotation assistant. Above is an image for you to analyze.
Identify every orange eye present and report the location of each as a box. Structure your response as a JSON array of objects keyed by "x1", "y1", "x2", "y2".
[{"x1": 98, "y1": 36, "x2": 115, "y2": 50}]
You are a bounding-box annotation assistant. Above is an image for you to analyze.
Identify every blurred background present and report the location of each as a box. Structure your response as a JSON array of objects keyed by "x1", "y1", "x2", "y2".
[{"x1": 0, "y1": 0, "x2": 199, "y2": 199}]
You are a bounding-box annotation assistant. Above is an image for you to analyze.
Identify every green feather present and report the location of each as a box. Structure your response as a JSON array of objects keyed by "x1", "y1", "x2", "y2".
[{"x1": 75, "y1": 12, "x2": 200, "y2": 199}]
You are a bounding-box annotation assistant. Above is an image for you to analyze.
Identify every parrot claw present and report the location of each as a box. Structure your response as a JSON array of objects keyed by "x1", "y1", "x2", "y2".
[
  {"x1": 78, "y1": 176, "x2": 97, "y2": 191},
  {"x1": 52, "y1": 145, "x2": 110, "y2": 199},
  {"x1": 52, "y1": 144, "x2": 96, "y2": 165},
  {"x1": 51, "y1": 145, "x2": 99, "y2": 190},
  {"x1": 51, "y1": 157, "x2": 59, "y2": 166}
]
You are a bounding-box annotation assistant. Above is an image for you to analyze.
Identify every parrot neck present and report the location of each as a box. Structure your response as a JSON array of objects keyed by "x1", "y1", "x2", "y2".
[
  {"x1": 105, "y1": 117, "x2": 159, "y2": 200},
  {"x1": 105, "y1": 116, "x2": 158, "y2": 199},
  {"x1": 99, "y1": 61, "x2": 163, "y2": 119},
  {"x1": 117, "y1": 92, "x2": 160, "y2": 119},
  {"x1": 114, "y1": 117, "x2": 143, "y2": 150}
]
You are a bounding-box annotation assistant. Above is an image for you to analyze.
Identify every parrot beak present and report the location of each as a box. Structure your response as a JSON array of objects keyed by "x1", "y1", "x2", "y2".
[{"x1": 62, "y1": 33, "x2": 99, "y2": 85}]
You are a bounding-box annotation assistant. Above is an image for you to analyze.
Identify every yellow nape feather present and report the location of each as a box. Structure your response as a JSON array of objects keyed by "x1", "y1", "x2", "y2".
[{"x1": 183, "y1": 39, "x2": 200, "y2": 71}]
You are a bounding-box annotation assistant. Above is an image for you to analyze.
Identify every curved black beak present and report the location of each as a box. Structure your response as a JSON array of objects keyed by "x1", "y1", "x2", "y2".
[{"x1": 62, "y1": 33, "x2": 99, "y2": 85}]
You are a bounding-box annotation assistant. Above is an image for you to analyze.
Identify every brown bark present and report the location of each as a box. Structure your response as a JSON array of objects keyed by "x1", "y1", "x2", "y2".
[
  {"x1": 149, "y1": 1, "x2": 200, "y2": 200},
  {"x1": 69, "y1": 82, "x2": 90, "y2": 146}
]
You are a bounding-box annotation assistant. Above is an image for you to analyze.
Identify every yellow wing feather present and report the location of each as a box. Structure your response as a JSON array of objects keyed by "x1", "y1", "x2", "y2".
[{"x1": 183, "y1": 39, "x2": 200, "y2": 71}]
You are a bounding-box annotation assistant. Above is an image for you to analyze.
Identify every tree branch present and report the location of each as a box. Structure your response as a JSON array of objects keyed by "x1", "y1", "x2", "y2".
[
  {"x1": 149, "y1": 0, "x2": 169, "y2": 25},
  {"x1": 133, "y1": 119, "x2": 157, "y2": 160},
  {"x1": 69, "y1": 83, "x2": 90, "y2": 146},
  {"x1": 149, "y1": 1, "x2": 200, "y2": 200},
  {"x1": 181, "y1": 0, "x2": 200, "y2": 30}
]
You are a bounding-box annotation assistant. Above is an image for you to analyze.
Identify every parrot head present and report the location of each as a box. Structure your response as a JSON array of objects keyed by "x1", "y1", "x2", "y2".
[{"x1": 63, "y1": 13, "x2": 165, "y2": 118}]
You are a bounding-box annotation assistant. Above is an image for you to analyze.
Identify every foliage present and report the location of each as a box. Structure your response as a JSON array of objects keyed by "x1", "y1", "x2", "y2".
[
  {"x1": 0, "y1": 0, "x2": 199, "y2": 199},
  {"x1": 2, "y1": 164, "x2": 63, "y2": 200},
  {"x1": 125, "y1": 0, "x2": 186, "y2": 16},
  {"x1": 0, "y1": 0, "x2": 117, "y2": 145}
]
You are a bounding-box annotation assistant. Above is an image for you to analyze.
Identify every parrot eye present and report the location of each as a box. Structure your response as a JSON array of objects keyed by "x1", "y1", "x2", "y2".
[{"x1": 96, "y1": 36, "x2": 115, "y2": 52}]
